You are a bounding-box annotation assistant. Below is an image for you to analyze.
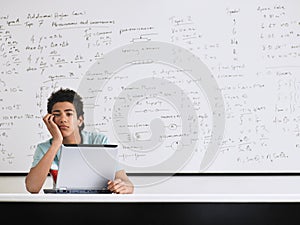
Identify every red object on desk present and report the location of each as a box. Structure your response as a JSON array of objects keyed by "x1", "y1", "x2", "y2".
[{"x1": 50, "y1": 169, "x2": 58, "y2": 183}]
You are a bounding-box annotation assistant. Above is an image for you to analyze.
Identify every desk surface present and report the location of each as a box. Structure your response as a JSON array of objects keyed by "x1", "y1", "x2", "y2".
[{"x1": 2, "y1": 193, "x2": 300, "y2": 202}]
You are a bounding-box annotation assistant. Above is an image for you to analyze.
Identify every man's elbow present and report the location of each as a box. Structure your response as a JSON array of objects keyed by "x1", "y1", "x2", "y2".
[{"x1": 25, "y1": 177, "x2": 41, "y2": 194}]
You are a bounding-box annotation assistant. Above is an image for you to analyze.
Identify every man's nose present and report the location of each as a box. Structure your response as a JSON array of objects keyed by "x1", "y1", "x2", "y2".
[{"x1": 59, "y1": 114, "x2": 67, "y2": 123}]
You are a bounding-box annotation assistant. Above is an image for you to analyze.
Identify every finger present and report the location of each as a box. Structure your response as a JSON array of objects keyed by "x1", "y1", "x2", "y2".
[
  {"x1": 112, "y1": 182, "x2": 127, "y2": 193},
  {"x1": 107, "y1": 181, "x2": 113, "y2": 190},
  {"x1": 45, "y1": 117, "x2": 55, "y2": 130},
  {"x1": 44, "y1": 114, "x2": 56, "y2": 126},
  {"x1": 107, "y1": 179, "x2": 120, "y2": 189},
  {"x1": 112, "y1": 179, "x2": 122, "y2": 185},
  {"x1": 43, "y1": 114, "x2": 51, "y2": 122},
  {"x1": 114, "y1": 185, "x2": 128, "y2": 194},
  {"x1": 107, "y1": 181, "x2": 116, "y2": 191},
  {"x1": 108, "y1": 183, "x2": 120, "y2": 192},
  {"x1": 107, "y1": 181, "x2": 124, "y2": 193},
  {"x1": 107, "y1": 185, "x2": 117, "y2": 193},
  {"x1": 48, "y1": 115, "x2": 56, "y2": 124}
]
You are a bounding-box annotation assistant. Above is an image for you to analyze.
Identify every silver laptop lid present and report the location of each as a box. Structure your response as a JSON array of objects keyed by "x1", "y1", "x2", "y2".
[{"x1": 56, "y1": 144, "x2": 118, "y2": 190}]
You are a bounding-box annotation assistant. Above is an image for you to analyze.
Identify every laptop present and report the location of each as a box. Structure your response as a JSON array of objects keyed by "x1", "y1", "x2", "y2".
[{"x1": 43, "y1": 144, "x2": 118, "y2": 194}]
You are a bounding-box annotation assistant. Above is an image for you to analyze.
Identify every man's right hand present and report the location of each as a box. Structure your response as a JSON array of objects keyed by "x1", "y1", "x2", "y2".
[{"x1": 43, "y1": 113, "x2": 63, "y2": 144}]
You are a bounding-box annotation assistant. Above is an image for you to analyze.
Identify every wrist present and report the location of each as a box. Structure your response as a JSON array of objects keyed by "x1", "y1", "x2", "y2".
[{"x1": 51, "y1": 139, "x2": 62, "y2": 148}]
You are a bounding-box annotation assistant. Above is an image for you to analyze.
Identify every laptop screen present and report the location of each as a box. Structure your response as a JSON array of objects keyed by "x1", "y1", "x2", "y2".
[{"x1": 55, "y1": 144, "x2": 118, "y2": 191}]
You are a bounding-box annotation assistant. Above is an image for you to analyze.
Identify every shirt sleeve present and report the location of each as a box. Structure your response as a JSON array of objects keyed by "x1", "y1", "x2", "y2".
[
  {"x1": 30, "y1": 140, "x2": 59, "y2": 170},
  {"x1": 101, "y1": 135, "x2": 109, "y2": 144},
  {"x1": 31, "y1": 144, "x2": 44, "y2": 168},
  {"x1": 92, "y1": 132, "x2": 109, "y2": 144}
]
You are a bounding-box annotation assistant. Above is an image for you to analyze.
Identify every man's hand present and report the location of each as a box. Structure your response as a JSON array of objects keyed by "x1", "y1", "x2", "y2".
[
  {"x1": 107, "y1": 178, "x2": 134, "y2": 194},
  {"x1": 43, "y1": 113, "x2": 63, "y2": 144}
]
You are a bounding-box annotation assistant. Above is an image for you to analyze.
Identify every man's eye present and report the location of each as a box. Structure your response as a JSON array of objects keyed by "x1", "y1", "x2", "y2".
[
  {"x1": 53, "y1": 114, "x2": 60, "y2": 117},
  {"x1": 66, "y1": 113, "x2": 73, "y2": 116}
]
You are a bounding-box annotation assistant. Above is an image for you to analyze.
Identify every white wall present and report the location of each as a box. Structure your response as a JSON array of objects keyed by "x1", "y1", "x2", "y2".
[{"x1": 2, "y1": 175, "x2": 300, "y2": 194}]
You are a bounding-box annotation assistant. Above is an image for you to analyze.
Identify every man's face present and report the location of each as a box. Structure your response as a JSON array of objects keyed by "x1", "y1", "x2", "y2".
[{"x1": 51, "y1": 101, "x2": 83, "y2": 138}]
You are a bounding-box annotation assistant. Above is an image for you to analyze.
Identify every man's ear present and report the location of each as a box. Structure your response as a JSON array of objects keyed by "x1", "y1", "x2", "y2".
[{"x1": 78, "y1": 115, "x2": 84, "y2": 127}]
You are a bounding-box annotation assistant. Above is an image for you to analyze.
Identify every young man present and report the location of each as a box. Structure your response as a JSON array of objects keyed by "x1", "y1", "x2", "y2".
[{"x1": 25, "y1": 88, "x2": 134, "y2": 194}]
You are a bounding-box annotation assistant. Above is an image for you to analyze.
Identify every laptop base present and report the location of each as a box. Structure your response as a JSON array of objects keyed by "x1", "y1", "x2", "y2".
[{"x1": 43, "y1": 188, "x2": 113, "y2": 194}]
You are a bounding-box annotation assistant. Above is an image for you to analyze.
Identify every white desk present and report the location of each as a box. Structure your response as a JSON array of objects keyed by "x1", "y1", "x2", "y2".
[
  {"x1": 1, "y1": 193, "x2": 300, "y2": 225},
  {"x1": 1, "y1": 193, "x2": 300, "y2": 202}
]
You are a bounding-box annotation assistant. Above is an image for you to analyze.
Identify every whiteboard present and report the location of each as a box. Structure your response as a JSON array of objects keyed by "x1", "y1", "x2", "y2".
[{"x1": 1, "y1": 0, "x2": 300, "y2": 174}]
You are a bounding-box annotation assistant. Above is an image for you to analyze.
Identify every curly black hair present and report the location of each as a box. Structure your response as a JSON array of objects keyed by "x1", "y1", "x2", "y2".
[{"x1": 47, "y1": 88, "x2": 85, "y2": 130}]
